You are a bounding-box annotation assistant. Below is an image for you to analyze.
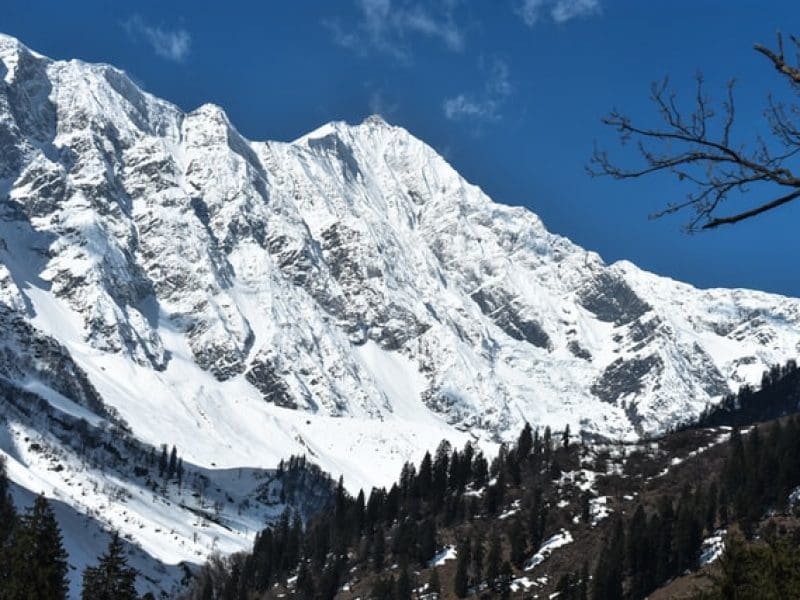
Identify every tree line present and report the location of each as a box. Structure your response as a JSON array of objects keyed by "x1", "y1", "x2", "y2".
[
  {"x1": 185, "y1": 423, "x2": 578, "y2": 599},
  {"x1": 692, "y1": 359, "x2": 800, "y2": 429},
  {"x1": 0, "y1": 457, "x2": 143, "y2": 600},
  {"x1": 585, "y1": 414, "x2": 800, "y2": 599}
]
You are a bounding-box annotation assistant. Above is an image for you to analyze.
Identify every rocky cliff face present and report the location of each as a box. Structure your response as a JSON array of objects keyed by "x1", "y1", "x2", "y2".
[{"x1": 0, "y1": 33, "x2": 799, "y2": 593}]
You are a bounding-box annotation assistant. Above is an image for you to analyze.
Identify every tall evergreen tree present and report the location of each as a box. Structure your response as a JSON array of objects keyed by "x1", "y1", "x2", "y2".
[
  {"x1": 418, "y1": 518, "x2": 437, "y2": 565},
  {"x1": 10, "y1": 495, "x2": 69, "y2": 600},
  {"x1": 626, "y1": 504, "x2": 649, "y2": 599},
  {"x1": 485, "y1": 533, "x2": 502, "y2": 587},
  {"x1": 394, "y1": 562, "x2": 412, "y2": 600},
  {"x1": 471, "y1": 535, "x2": 484, "y2": 587},
  {"x1": 295, "y1": 561, "x2": 315, "y2": 600},
  {"x1": 371, "y1": 526, "x2": 385, "y2": 572},
  {"x1": 454, "y1": 537, "x2": 471, "y2": 598},
  {"x1": 592, "y1": 518, "x2": 624, "y2": 600},
  {"x1": 0, "y1": 458, "x2": 16, "y2": 592},
  {"x1": 0, "y1": 458, "x2": 15, "y2": 547},
  {"x1": 429, "y1": 568, "x2": 441, "y2": 595},
  {"x1": 517, "y1": 422, "x2": 533, "y2": 459},
  {"x1": 508, "y1": 519, "x2": 526, "y2": 568},
  {"x1": 472, "y1": 452, "x2": 489, "y2": 490},
  {"x1": 167, "y1": 446, "x2": 178, "y2": 479},
  {"x1": 81, "y1": 532, "x2": 138, "y2": 600},
  {"x1": 158, "y1": 445, "x2": 168, "y2": 478}
]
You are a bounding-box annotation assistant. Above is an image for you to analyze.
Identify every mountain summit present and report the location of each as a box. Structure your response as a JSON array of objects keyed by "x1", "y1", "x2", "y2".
[{"x1": 0, "y1": 33, "x2": 798, "y2": 594}]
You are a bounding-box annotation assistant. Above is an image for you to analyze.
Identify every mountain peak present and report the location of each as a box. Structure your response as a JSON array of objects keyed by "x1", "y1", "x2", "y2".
[
  {"x1": 361, "y1": 113, "x2": 390, "y2": 127},
  {"x1": 2, "y1": 35, "x2": 800, "y2": 595},
  {"x1": 0, "y1": 32, "x2": 47, "y2": 84}
]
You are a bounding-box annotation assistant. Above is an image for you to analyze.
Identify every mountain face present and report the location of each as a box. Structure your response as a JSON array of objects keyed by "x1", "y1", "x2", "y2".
[{"x1": 0, "y1": 33, "x2": 799, "y2": 593}]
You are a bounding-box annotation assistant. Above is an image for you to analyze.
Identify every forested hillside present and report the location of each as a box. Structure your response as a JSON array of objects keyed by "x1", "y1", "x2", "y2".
[
  {"x1": 6, "y1": 362, "x2": 800, "y2": 599},
  {"x1": 179, "y1": 362, "x2": 800, "y2": 600}
]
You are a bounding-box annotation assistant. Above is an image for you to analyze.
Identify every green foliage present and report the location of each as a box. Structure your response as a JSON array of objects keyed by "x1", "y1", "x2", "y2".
[
  {"x1": 454, "y1": 536, "x2": 471, "y2": 598},
  {"x1": 428, "y1": 568, "x2": 441, "y2": 594},
  {"x1": 3, "y1": 494, "x2": 69, "y2": 600},
  {"x1": 694, "y1": 360, "x2": 799, "y2": 428},
  {"x1": 592, "y1": 517, "x2": 624, "y2": 600},
  {"x1": 394, "y1": 562, "x2": 412, "y2": 600},
  {"x1": 697, "y1": 533, "x2": 800, "y2": 600},
  {"x1": 81, "y1": 532, "x2": 138, "y2": 600}
]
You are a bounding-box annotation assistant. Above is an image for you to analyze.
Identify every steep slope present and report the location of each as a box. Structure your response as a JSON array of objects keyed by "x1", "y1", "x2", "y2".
[{"x1": 0, "y1": 32, "x2": 799, "y2": 594}]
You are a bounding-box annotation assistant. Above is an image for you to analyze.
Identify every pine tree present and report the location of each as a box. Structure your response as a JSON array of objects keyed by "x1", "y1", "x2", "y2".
[
  {"x1": 529, "y1": 488, "x2": 547, "y2": 550},
  {"x1": 429, "y1": 568, "x2": 441, "y2": 595},
  {"x1": 158, "y1": 445, "x2": 168, "y2": 478},
  {"x1": 508, "y1": 519, "x2": 526, "y2": 568},
  {"x1": 580, "y1": 491, "x2": 592, "y2": 524},
  {"x1": 394, "y1": 562, "x2": 412, "y2": 600},
  {"x1": 592, "y1": 518, "x2": 624, "y2": 600},
  {"x1": 562, "y1": 424, "x2": 571, "y2": 449},
  {"x1": 353, "y1": 489, "x2": 366, "y2": 535},
  {"x1": 674, "y1": 487, "x2": 702, "y2": 572},
  {"x1": 371, "y1": 526, "x2": 385, "y2": 571},
  {"x1": 578, "y1": 562, "x2": 589, "y2": 600},
  {"x1": 11, "y1": 494, "x2": 69, "y2": 599},
  {"x1": 418, "y1": 518, "x2": 437, "y2": 564},
  {"x1": 472, "y1": 452, "x2": 489, "y2": 490},
  {"x1": 517, "y1": 422, "x2": 533, "y2": 459},
  {"x1": 167, "y1": 445, "x2": 178, "y2": 479},
  {"x1": 81, "y1": 532, "x2": 138, "y2": 600},
  {"x1": 370, "y1": 576, "x2": 395, "y2": 600},
  {"x1": 448, "y1": 449, "x2": 462, "y2": 492},
  {"x1": 626, "y1": 505, "x2": 648, "y2": 598},
  {"x1": 0, "y1": 458, "x2": 17, "y2": 592},
  {"x1": 556, "y1": 573, "x2": 575, "y2": 598},
  {"x1": 295, "y1": 561, "x2": 315, "y2": 600},
  {"x1": 498, "y1": 561, "x2": 514, "y2": 600},
  {"x1": 454, "y1": 537, "x2": 471, "y2": 598},
  {"x1": 471, "y1": 535, "x2": 484, "y2": 587},
  {"x1": 432, "y1": 441, "x2": 451, "y2": 509},
  {"x1": 418, "y1": 451, "x2": 433, "y2": 497},
  {"x1": 705, "y1": 481, "x2": 718, "y2": 531},
  {"x1": 485, "y1": 533, "x2": 501, "y2": 588},
  {"x1": 543, "y1": 426, "x2": 553, "y2": 463},
  {"x1": 0, "y1": 457, "x2": 15, "y2": 546}
]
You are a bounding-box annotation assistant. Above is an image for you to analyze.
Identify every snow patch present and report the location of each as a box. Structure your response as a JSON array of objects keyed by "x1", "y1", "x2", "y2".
[
  {"x1": 525, "y1": 530, "x2": 573, "y2": 571},
  {"x1": 699, "y1": 530, "x2": 726, "y2": 566},
  {"x1": 429, "y1": 545, "x2": 457, "y2": 567}
]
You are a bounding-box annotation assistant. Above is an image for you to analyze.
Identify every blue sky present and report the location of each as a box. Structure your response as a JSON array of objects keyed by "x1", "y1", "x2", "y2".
[{"x1": 4, "y1": 1, "x2": 800, "y2": 295}]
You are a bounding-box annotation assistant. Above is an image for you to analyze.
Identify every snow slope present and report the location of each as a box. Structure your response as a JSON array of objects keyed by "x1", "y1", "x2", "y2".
[{"x1": 1, "y1": 32, "x2": 799, "y2": 595}]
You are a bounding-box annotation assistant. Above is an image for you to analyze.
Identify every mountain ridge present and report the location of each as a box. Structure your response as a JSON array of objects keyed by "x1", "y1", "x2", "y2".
[{"x1": 0, "y1": 33, "x2": 799, "y2": 596}]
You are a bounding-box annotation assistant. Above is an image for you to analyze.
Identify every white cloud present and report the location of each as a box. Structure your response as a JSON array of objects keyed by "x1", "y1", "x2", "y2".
[
  {"x1": 517, "y1": 0, "x2": 601, "y2": 26},
  {"x1": 123, "y1": 16, "x2": 191, "y2": 62},
  {"x1": 326, "y1": 0, "x2": 465, "y2": 61},
  {"x1": 443, "y1": 94, "x2": 497, "y2": 120},
  {"x1": 551, "y1": 0, "x2": 602, "y2": 22},
  {"x1": 367, "y1": 87, "x2": 399, "y2": 117},
  {"x1": 443, "y1": 57, "x2": 512, "y2": 123},
  {"x1": 485, "y1": 58, "x2": 511, "y2": 97}
]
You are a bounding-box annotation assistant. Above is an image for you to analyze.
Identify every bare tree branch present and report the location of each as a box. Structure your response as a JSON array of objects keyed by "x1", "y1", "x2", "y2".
[
  {"x1": 755, "y1": 32, "x2": 800, "y2": 86},
  {"x1": 590, "y1": 32, "x2": 800, "y2": 231},
  {"x1": 702, "y1": 188, "x2": 800, "y2": 228}
]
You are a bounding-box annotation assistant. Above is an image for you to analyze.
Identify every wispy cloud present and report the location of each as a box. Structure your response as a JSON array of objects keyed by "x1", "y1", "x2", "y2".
[
  {"x1": 443, "y1": 58, "x2": 512, "y2": 122},
  {"x1": 123, "y1": 16, "x2": 191, "y2": 62},
  {"x1": 367, "y1": 86, "x2": 400, "y2": 117},
  {"x1": 517, "y1": 0, "x2": 601, "y2": 26},
  {"x1": 326, "y1": 0, "x2": 465, "y2": 61}
]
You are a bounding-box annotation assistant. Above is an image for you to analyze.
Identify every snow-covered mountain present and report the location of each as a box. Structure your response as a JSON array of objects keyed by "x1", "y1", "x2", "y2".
[{"x1": 1, "y1": 33, "x2": 799, "y2": 594}]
